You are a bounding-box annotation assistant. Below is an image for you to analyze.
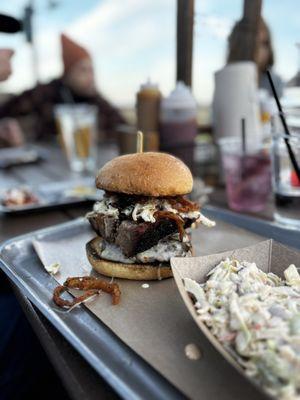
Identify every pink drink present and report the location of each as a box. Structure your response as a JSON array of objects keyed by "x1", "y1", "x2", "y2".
[{"x1": 222, "y1": 151, "x2": 271, "y2": 212}]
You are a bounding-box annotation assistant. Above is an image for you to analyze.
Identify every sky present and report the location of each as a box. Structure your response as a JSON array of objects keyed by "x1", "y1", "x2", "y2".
[{"x1": 0, "y1": 0, "x2": 299, "y2": 106}]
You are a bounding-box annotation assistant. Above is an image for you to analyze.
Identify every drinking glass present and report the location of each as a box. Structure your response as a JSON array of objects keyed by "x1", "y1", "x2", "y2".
[
  {"x1": 219, "y1": 137, "x2": 271, "y2": 212},
  {"x1": 54, "y1": 104, "x2": 98, "y2": 173},
  {"x1": 271, "y1": 132, "x2": 300, "y2": 229}
]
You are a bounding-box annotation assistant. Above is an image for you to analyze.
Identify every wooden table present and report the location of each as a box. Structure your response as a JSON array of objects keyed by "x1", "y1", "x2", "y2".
[{"x1": 0, "y1": 143, "x2": 120, "y2": 400}]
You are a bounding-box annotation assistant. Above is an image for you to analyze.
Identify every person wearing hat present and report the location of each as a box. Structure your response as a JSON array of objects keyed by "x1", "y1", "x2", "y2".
[
  {"x1": 0, "y1": 49, "x2": 24, "y2": 148},
  {"x1": 0, "y1": 13, "x2": 26, "y2": 147},
  {"x1": 0, "y1": 48, "x2": 14, "y2": 81},
  {"x1": 0, "y1": 15, "x2": 71, "y2": 399},
  {"x1": 0, "y1": 33, "x2": 126, "y2": 143},
  {"x1": 227, "y1": 17, "x2": 283, "y2": 97}
]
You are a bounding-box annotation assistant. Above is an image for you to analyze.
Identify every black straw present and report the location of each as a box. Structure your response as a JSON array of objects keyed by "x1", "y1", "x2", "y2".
[
  {"x1": 241, "y1": 118, "x2": 246, "y2": 155},
  {"x1": 267, "y1": 70, "x2": 300, "y2": 182},
  {"x1": 241, "y1": 118, "x2": 246, "y2": 179}
]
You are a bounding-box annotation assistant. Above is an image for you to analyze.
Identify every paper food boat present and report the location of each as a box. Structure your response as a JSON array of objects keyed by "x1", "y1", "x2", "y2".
[{"x1": 171, "y1": 239, "x2": 300, "y2": 399}]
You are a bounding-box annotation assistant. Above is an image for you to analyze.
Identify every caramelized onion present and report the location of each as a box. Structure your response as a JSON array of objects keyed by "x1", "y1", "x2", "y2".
[
  {"x1": 154, "y1": 210, "x2": 185, "y2": 240},
  {"x1": 53, "y1": 285, "x2": 98, "y2": 309},
  {"x1": 53, "y1": 276, "x2": 121, "y2": 308},
  {"x1": 167, "y1": 195, "x2": 199, "y2": 213},
  {"x1": 65, "y1": 276, "x2": 121, "y2": 305}
]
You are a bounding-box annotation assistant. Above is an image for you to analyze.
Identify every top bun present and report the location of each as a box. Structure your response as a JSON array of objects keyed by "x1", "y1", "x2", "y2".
[{"x1": 96, "y1": 152, "x2": 193, "y2": 197}]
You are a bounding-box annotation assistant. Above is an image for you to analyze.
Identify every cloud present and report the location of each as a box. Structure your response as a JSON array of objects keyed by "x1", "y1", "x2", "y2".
[
  {"x1": 197, "y1": 14, "x2": 234, "y2": 40},
  {"x1": 65, "y1": 0, "x2": 175, "y2": 105}
]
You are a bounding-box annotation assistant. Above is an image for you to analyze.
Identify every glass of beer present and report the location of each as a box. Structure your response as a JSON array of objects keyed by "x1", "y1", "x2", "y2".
[{"x1": 54, "y1": 104, "x2": 98, "y2": 173}]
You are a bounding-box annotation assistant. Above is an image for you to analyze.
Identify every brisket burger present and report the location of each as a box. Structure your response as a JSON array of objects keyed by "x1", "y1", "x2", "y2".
[{"x1": 86, "y1": 152, "x2": 215, "y2": 280}]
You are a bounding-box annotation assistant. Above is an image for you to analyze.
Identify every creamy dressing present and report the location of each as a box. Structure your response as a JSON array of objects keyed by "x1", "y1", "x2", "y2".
[
  {"x1": 91, "y1": 195, "x2": 215, "y2": 228},
  {"x1": 100, "y1": 236, "x2": 191, "y2": 264},
  {"x1": 132, "y1": 202, "x2": 157, "y2": 223},
  {"x1": 197, "y1": 212, "x2": 216, "y2": 228},
  {"x1": 184, "y1": 343, "x2": 202, "y2": 360},
  {"x1": 142, "y1": 283, "x2": 150, "y2": 289},
  {"x1": 93, "y1": 200, "x2": 119, "y2": 217},
  {"x1": 123, "y1": 205, "x2": 134, "y2": 216},
  {"x1": 136, "y1": 238, "x2": 191, "y2": 263},
  {"x1": 5, "y1": 188, "x2": 27, "y2": 204},
  {"x1": 101, "y1": 243, "x2": 136, "y2": 264},
  {"x1": 181, "y1": 210, "x2": 201, "y2": 219}
]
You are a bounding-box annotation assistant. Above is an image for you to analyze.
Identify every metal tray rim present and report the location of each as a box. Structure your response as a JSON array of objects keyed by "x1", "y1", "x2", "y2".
[
  {"x1": 0, "y1": 179, "x2": 99, "y2": 215},
  {"x1": 203, "y1": 205, "x2": 300, "y2": 250},
  {"x1": 0, "y1": 197, "x2": 96, "y2": 215}
]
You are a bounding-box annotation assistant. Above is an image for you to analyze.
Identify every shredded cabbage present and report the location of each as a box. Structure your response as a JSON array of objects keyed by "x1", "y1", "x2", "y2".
[
  {"x1": 90, "y1": 195, "x2": 215, "y2": 228},
  {"x1": 184, "y1": 259, "x2": 300, "y2": 399}
]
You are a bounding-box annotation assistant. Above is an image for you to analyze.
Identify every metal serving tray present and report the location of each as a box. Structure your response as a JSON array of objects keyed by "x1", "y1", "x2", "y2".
[
  {"x1": 0, "y1": 209, "x2": 299, "y2": 400},
  {"x1": 0, "y1": 178, "x2": 99, "y2": 215},
  {"x1": 0, "y1": 145, "x2": 45, "y2": 169},
  {"x1": 203, "y1": 205, "x2": 300, "y2": 250}
]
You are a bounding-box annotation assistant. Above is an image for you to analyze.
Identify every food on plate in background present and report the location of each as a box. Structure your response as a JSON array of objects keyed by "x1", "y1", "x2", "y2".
[
  {"x1": 2, "y1": 188, "x2": 39, "y2": 207},
  {"x1": 86, "y1": 151, "x2": 215, "y2": 281}
]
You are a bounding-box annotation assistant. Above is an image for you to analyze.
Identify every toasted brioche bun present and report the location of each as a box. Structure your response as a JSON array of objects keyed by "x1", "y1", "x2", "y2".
[
  {"x1": 96, "y1": 152, "x2": 193, "y2": 197},
  {"x1": 86, "y1": 237, "x2": 172, "y2": 280}
]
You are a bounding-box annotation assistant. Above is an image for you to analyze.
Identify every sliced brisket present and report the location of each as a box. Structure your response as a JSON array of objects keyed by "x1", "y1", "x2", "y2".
[
  {"x1": 88, "y1": 213, "x2": 119, "y2": 243},
  {"x1": 88, "y1": 211, "x2": 195, "y2": 257}
]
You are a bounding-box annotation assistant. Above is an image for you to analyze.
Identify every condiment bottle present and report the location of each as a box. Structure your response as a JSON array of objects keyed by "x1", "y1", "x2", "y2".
[
  {"x1": 136, "y1": 79, "x2": 161, "y2": 151},
  {"x1": 160, "y1": 82, "x2": 197, "y2": 170}
]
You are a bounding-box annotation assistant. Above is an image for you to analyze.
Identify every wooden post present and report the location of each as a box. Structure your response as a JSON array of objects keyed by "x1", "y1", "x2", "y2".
[
  {"x1": 240, "y1": 0, "x2": 263, "y2": 61},
  {"x1": 176, "y1": 0, "x2": 194, "y2": 87}
]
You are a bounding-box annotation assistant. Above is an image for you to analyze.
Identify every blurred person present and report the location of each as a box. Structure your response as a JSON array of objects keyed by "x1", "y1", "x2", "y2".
[
  {"x1": 0, "y1": 15, "x2": 71, "y2": 400},
  {"x1": 227, "y1": 17, "x2": 283, "y2": 97},
  {"x1": 0, "y1": 48, "x2": 13, "y2": 80},
  {"x1": 0, "y1": 49, "x2": 24, "y2": 147},
  {"x1": 0, "y1": 34, "x2": 126, "y2": 141}
]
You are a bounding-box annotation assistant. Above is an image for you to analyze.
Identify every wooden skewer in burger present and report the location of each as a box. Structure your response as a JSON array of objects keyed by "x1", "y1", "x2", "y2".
[{"x1": 86, "y1": 131, "x2": 215, "y2": 280}]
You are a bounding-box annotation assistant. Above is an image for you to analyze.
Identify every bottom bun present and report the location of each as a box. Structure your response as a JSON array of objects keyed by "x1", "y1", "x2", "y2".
[{"x1": 86, "y1": 237, "x2": 173, "y2": 280}]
